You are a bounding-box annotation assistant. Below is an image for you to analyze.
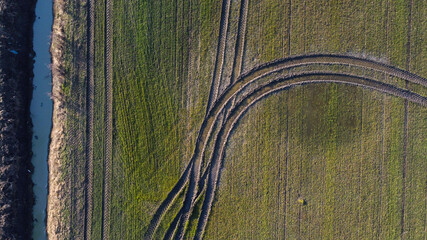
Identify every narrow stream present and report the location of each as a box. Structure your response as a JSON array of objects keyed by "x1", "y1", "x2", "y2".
[{"x1": 31, "y1": 0, "x2": 53, "y2": 239}]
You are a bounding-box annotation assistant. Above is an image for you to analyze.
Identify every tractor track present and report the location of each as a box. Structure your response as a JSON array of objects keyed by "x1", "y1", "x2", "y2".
[
  {"x1": 144, "y1": 1, "x2": 233, "y2": 229},
  {"x1": 224, "y1": 0, "x2": 248, "y2": 123},
  {"x1": 84, "y1": 0, "x2": 95, "y2": 238},
  {"x1": 146, "y1": 54, "x2": 427, "y2": 239},
  {"x1": 101, "y1": 0, "x2": 113, "y2": 238},
  {"x1": 159, "y1": 0, "x2": 427, "y2": 236},
  {"x1": 175, "y1": 0, "x2": 248, "y2": 235},
  {"x1": 163, "y1": 208, "x2": 183, "y2": 239},
  {"x1": 206, "y1": 0, "x2": 232, "y2": 113},
  {"x1": 143, "y1": 162, "x2": 193, "y2": 240},
  {"x1": 193, "y1": 53, "x2": 427, "y2": 195},
  {"x1": 230, "y1": 0, "x2": 248, "y2": 84},
  {"x1": 194, "y1": 72, "x2": 427, "y2": 239},
  {"x1": 174, "y1": 109, "x2": 228, "y2": 239}
]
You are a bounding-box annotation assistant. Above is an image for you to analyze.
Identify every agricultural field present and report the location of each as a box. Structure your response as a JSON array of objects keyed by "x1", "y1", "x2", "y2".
[{"x1": 48, "y1": 0, "x2": 426, "y2": 239}]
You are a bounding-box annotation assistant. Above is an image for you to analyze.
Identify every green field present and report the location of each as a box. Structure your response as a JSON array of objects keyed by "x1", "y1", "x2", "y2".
[{"x1": 51, "y1": 0, "x2": 427, "y2": 239}]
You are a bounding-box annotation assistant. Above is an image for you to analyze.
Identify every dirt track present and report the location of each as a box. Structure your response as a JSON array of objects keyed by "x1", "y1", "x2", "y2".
[
  {"x1": 143, "y1": 162, "x2": 193, "y2": 240},
  {"x1": 230, "y1": 0, "x2": 248, "y2": 85}
]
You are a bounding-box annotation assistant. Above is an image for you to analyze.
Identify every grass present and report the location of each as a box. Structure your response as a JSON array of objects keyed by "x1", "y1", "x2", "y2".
[
  {"x1": 90, "y1": 0, "x2": 105, "y2": 238},
  {"x1": 203, "y1": 82, "x2": 425, "y2": 238},
  {"x1": 202, "y1": 0, "x2": 426, "y2": 238},
  {"x1": 107, "y1": 0, "x2": 221, "y2": 238},
  {"x1": 54, "y1": 0, "x2": 426, "y2": 238}
]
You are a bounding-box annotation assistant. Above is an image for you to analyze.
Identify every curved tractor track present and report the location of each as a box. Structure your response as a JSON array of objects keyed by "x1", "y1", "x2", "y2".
[
  {"x1": 144, "y1": 52, "x2": 427, "y2": 239},
  {"x1": 175, "y1": 0, "x2": 250, "y2": 238},
  {"x1": 193, "y1": 72, "x2": 427, "y2": 239},
  {"x1": 78, "y1": 0, "x2": 427, "y2": 238}
]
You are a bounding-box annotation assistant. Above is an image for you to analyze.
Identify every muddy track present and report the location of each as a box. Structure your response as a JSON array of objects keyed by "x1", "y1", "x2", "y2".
[
  {"x1": 194, "y1": 72, "x2": 427, "y2": 239},
  {"x1": 84, "y1": 0, "x2": 95, "y2": 238},
  {"x1": 175, "y1": 112, "x2": 228, "y2": 239},
  {"x1": 146, "y1": 54, "x2": 427, "y2": 239},
  {"x1": 202, "y1": 0, "x2": 248, "y2": 177},
  {"x1": 236, "y1": 54, "x2": 427, "y2": 88},
  {"x1": 223, "y1": 0, "x2": 248, "y2": 127},
  {"x1": 101, "y1": 0, "x2": 113, "y2": 238},
  {"x1": 163, "y1": 208, "x2": 183, "y2": 239}
]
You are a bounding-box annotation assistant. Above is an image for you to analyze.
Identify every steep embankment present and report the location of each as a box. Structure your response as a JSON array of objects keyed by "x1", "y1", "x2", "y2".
[{"x1": 0, "y1": 0, "x2": 36, "y2": 239}]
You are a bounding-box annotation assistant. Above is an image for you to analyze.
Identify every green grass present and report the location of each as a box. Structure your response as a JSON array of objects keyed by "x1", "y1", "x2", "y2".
[
  {"x1": 203, "y1": 0, "x2": 426, "y2": 238},
  {"x1": 56, "y1": 0, "x2": 426, "y2": 238},
  {"x1": 106, "y1": 0, "x2": 221, "y2": 238},
  {"x1": 153, "y1": 187, "x2": 187, "y2": 239},
  {"x1": 90, "y1": 0, "x2": 106, "y2": 238},
  {"x1": 204, "y1": 83, "x2": 426, "y2": 239}
]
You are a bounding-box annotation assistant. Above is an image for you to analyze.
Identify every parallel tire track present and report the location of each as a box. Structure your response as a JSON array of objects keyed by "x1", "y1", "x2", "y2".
[
  {"x1": 143, "y1": 163, "x2": 193, "y2": 240},
  {"x1": 223, "y1": 0, "x2": 248, "y2": 127},
  {"x1": 230, "y1": 0, "x2": 248, "y2": 84},
  {"x1": 174, "y1": 1, "x2": 249, "y2": 236},
  {"x1": 147, "y1": 0, "x2": 237, "y2": 236},
  {"x1": 84, "y1": 0, "x2": 95, "y2": 238},
  {"x1": 101, "y1": 0, "x2": 113, "y2": 238},
  {"x1": 194, "y1": 72, "x2": 427, "y2": 239},
  {"x1": 206, "y1": 0, "x2": 232, "y2": 113},
  {"x1": 171, "y1": 0, "x2": 248, "y2": 236},
  {"x1": 203, "y1": 0, "x2": 248, "y2": 179},
  {"x1": 182, "y1": 55, "x2": 427, "y2": 228},
  {"x1": 146, "y1": 54, "x2": 427, "y2": 239},
  {"x1": 174, "y1": 0, "x2": 233, "y2": 237}
]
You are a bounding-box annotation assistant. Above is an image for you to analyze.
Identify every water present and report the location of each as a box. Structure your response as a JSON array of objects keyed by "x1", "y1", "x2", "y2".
[{"x1": 31, "y1": 0, "x2": 53, "y2": 239}]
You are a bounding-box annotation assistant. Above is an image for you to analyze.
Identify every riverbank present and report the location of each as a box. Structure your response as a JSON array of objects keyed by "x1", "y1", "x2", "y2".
[
  {"x1": 48, "y1": 0, "x2": 89, "y2": 239},
  {"x1": 47, "y1": 0, "x2": 67, "y2": 238},
  {"x1": 0, "y1": 0, "x2": 36, "y2": 239}
]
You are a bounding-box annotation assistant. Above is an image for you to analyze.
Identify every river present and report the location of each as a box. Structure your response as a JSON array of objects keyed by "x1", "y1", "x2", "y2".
[{"x1": 31, "y1": 0, "x2": 53, "y2": 239}]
